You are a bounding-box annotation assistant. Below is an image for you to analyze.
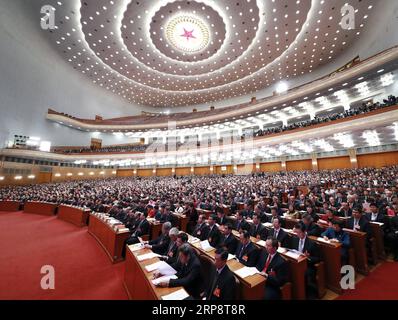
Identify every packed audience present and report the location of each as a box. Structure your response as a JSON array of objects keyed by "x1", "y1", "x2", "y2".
[
  {"x1": 1, "y1": 166, "x2": 398, "y2": 299},
  {"x1": 251, "y1": 95, "x2": 398, "y2": 138}
]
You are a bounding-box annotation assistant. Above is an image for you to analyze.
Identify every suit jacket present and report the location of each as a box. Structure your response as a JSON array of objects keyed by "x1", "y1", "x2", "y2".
[
  {"x1": 346, "y1": 216, "x2": 372, "y2": 237},
  {"x1": 149, "y1": 234, "x2": 171, "y2": 255},
  {"x1": 289, "y1": 236, "x2": 320, "y2": 267},
  {"x1": 163, "y1": 241, "x2": 179, "y2": 265},
  {"x1": 306, "y1": 222, "x2": 323, "y2": 237},
  {"x1": 269, "y1": 228, "x2": 290, "y2": 248},
  {"x1": 220, "y1": 233, "x2": 239, "y2": 254},
  {"x1": 250, "y1": 223, "x2": 268, "y2": 240},
  {"x1": 366, "y1": 212, "x2": 385, "y2": 224},
  {"x1": 192, "y1": 223, "x2": 210, "y2": 241},
  {"x1": 131, "y1": 219, "x2": 150, "y2": 237},
  {"x1": 235, "y1": 242, "x2": 259, "y2": 267},
  {"x1": 256, "y1": 251, "x2": 289, "y2": 292},
  {"x1": 234, "y1": 219, "x2": 251, "y2": 232},
  {"x1": 217, "y1": 216, "x2": 230, "y2": 226},
  {"x1": 206, "y1": 265, "x2": 236, "y2": 300},
  {"x1": 169, "y1": 254, "x2": 202, "y2": 298},
  {"x1": 207, "y1": 225, "x2": 222, "y2": 248}
]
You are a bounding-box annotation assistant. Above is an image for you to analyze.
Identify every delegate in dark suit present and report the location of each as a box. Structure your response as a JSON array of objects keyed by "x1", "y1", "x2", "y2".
[
  {"x1": 234, "y1": 219, "x2": 251, "y2": 232},
  {"x1": 207, "y1": 225, "x2": 222, "y2": 248},
  {"x1": 256, "y1": 251, "x2": 289, "y2": 300},
  {"x1": 169, "y1": 254, "x2": 202, "y2": 298},
  {"x1": 149, "y1": 234, "x2": 171, "y2": 255},
  {"x1": 192, "y1": 223, "x2": 210, "y2": 241},
  {"x1": 235, "y1": 242, "x2": 259, "y2": 267},
  {"x1": 250, "y1": 223, "x2": 268, "y2": 240},
  {"x1": 206, "y1": 265, "x2": 236, "y2": 300},
  {"x1": 269, "y1": 228, "x2": 290, "y2": 248},
  {"x1": 220, "y1": 233, "x2": 239, "y2": 254}
]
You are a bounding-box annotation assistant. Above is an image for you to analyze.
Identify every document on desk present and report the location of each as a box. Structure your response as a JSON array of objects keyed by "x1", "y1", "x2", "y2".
[
  {"x1": 200, "y1": 240, "x2": 214, "y2": 251},
  {"x1": 256, "y1": 240, "x2": 266, "y2": 247},
  {"x1": 234, "y1": 266, "x2": 259, "y2": 279},
  {"x1": 227, "y1": 254, "x2": 236, "y2": 261},
  {"x1": 152, "y1": 275, "x2": 178, "y2": 286},
  {"x1": 285, "y1": 249, "x2": 303, "y2": 260},
  {"x1": 129, "y1": 243, "x2": 144, "y2": 252},
  {"x1": 161, "y1": 288, "x2": 189, "y2": 300},
  {"x1": 137, "y1": 252, "x2": 161, "y2": 261},
  {"x1": 263, "y1": 222, "x2": 273, "y2": 227},
  {"x1": 317, "y1": 237, "x2": 331, "y2": 244},
  {"x1": 188, "y1": 237, "x2": 200, "y2": 244}
]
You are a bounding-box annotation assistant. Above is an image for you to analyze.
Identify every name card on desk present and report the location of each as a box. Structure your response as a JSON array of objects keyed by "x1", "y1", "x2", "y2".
[
  {"x1": 161, "y1": 288, "x2": 189, "y2": 300},
  {"x1": 234, "y1": 266, "x2": 259, "y2": 279},
  {"x1": 152, "y1": 275, "x2": 178, "y2": 286},
  {"x1": 137, "y1": 252, "x2": 161, "y2": 261}
]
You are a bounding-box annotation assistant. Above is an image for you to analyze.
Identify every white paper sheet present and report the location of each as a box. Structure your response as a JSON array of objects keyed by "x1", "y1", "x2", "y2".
[
  {"x1": 234, "y1": 266, "x2": 259, "y2": 278},
  {"x1": 129, "y1": 243, "x2": 144, "y2": 252},
  {"x1": 200, "y1": 240, "x2": 214, "y2": 251},
  {"x1": 161, "y1": 289, "x2": 189, "y2": 300},
  {"x1": 137, "y1": 252, "x2": 160, "y2": 261},
  {"x1": 227, "y1": 254, "x2": 236, "y2": 261},
  {"x1": 256, "y1": 240, "x2": 266, "y2": 247},
  {"x1": 152, "y1": 275, "x2": 178, "y2": 286}
]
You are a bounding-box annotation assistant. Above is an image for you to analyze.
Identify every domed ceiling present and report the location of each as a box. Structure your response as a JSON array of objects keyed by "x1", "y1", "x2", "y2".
[{"x1": 43, "y1": 0, "x2": 376, "y2": 107}]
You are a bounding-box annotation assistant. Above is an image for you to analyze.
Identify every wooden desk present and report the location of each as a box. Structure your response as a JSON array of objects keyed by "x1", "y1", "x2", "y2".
[
  {"x1": 88, "y1": 213, "x2": 130, "y2": 263},
  {"x1": 370, "y1": 222, "x2": 386, "y2": 260},
  {"x1": 57, "y1": 205, "x2": 90, "y2": 227},
  {"x1": 148, "y1": 219, "x2": 163, "y2": 240},
  {"x1": 343, "y1": 229, "x2": 369, "y2": 275},
  {"x1": 173, "y1": 213, "x2": 188, "y2": 232},
  {"x1": 190, "y1": 238, "x2": 266, "y2": 300},
  {"x1": 0, "y1": 200, "x2": 21, "y2": 212},
  {"x1": 23, "y1": 201, "x2": 57, "y2": 216},
  {"x1": 124, "y1": 246, "x2": 188, "y2": 300},
  {"x1": 280, "y1": 216, "x2": 300, "y2": 229},
  {"x1": 309, "y1": 236, "x2": 342, "y2": 294}
]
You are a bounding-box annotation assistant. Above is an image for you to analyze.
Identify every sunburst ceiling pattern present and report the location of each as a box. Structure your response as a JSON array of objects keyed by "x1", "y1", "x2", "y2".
[{"x1": 47, "y1": 0, "x2": 375, "y2": 107}]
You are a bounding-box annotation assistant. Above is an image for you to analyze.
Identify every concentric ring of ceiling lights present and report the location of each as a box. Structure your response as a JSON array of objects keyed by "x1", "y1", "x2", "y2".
[{"x1": 47, "y1": 0, "x2": 376, "y2": 107}]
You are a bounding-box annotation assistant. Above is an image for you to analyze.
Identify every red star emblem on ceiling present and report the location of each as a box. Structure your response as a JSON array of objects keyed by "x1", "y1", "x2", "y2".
[{"x1": 180, "y1": 28, "x2": 196, "y2": 41}]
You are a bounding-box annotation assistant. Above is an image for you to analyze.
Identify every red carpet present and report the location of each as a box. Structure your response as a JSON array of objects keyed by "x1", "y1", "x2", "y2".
[
  {"x1": 336, "y1": 262, "x2": 398, "y2": 300},
  {"x1": 0, "y1": 211, "x2": 128, "y2": 300}
]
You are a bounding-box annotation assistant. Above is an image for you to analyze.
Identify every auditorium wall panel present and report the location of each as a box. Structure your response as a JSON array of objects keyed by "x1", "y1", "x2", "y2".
[
  {"x1": 157, "y1": 168, "x2": 172, "y2": 176},
  {"x1": 175, "y1": 167, "x2": 192, "y2": 176},
  {"x1": 117, "y1": 169, "x2": 134, "y2": 177},
  {"x1": 38, "y1": 172, "x2": 52, "y2": 184},
  {"x1": 194, "y1": 166, "x2": 211, "y2": 175},
  {"x1": 318, "y1": 156, "x2": 351, "y2": 170},
  {"x1": 237, "y1": 164, "x2": 255, "y2": 175},
  {"x1": 214, "y1": 165, "x2": 233, "y2": 175},
  {"x1": 259, "y1": 162, "x2": 282, "y2": 172},
  {"x1": 286, "y1": 159, "x2": 312, "y2": 172},
  {"x1": 357, "y1": 151, "x2": 398, "y2": 168},
  {"x1": 137, "y1": 169, "x2": 153, "y2": 177}
]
